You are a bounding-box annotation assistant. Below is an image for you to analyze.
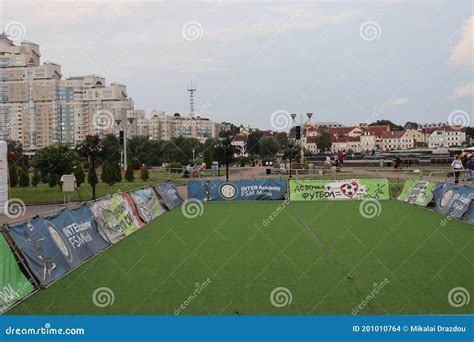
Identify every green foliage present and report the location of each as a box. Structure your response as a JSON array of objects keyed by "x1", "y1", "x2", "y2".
[
  {"x1": 101, "y1": 161, "x2": 121, "y2": 186},
  {"x1": 282, "y1": 142, "x2": 300, "y2": 162},
  {"x1": 9, "y1": 166, "x2": 18, "y2": 187},
  {"x1": 404, "y1": 122, "x2": 419, "y2": 130},
  {"x1": 369, "y1": 120, "x2": 403, "y2": 131},
  {"x1": 315, "y1": 131, "x2": 332, "y2": 152},
  {"x1": 83, "y1": 161, "x2": 91, "y2": 170},
  {"x1": 246, "y1": 131, "x2": 263, "y2": 157},
  {"x1": 7, "y1": 140, "x2": 25, "y2": 166},
  {"x1": 48, "y1": 173, "x2": 58, "y2": 188},
  {"x1": 259, "y1": 136, "x2": 280, "y2": 159},
  {"x1": 74, "y1": 165, "x2": 85, "y2": 187},
  {"x1": 87, "y1": 167, "x2": 98, "y2": 188},
  {"x1": 130, "y1": 158, "x2": 141, "y2": 170},
  {"x1": 140, "y1": 167, "x2": 149, "y2": 181},
  {"x1": 125, "y1": 164, "x2": 135, "y2": 182},
  {"x1": 32, "y1": 144, "x2": 78, "y2": 182},
  {"x1": 18, "y1": 166, "x2": 30, "y2": 187},
  {"x1": 100, "y1": 134, "x2": 121, "y2": 163},
  {"x1": 168, "y1": 162, "x2": 183, "y2": 173},
  {"x1": 31, "y1": 168, "x2": 41, "y2": 187}
]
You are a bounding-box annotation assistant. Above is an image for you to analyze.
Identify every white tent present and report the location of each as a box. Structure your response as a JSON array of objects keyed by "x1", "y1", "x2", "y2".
[{"x1": 0, "y1": 141, "x2": 8, "y2": 215}]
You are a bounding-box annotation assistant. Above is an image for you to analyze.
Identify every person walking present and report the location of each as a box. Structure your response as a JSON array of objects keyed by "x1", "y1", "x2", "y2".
[{"x1": 451, "y1": 155, "x2": 464, "y2": 184}]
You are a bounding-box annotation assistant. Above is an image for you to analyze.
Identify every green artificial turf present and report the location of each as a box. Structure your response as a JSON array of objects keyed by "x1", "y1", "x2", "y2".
[{"x1": 9, "y1": 200, "x2": 473, "y2": 315}]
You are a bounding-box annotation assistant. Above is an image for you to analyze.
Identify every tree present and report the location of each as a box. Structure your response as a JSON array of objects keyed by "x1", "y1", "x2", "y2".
[
  {"x1": 369, "y1": 120, "x2": 403, "y2": 131},
  {"x1": 18, "y1": 165, "x2": 30, "y2": 187},
  {"x1": 9, "y1": 166, "x2": 18, "y2": 187},
  {"x1": 101, "y1": 161, "x2": 121, "y2": 185},
  {"x1": 203, "y1": 137, "x2": 220, "y2": 166},
  {"x1": 127, "y1": 135, "x2": 149, "y2": 161},
  {"x1": 137, "y1": 140, "x2": 165, "y2": 166},
  {"x1": 214, "y1": 136, "x2": 240, "y2": 181},
  {"x1": 404, "y1": 122, "x2": 419, "y2": 130},
  {"x1": 130, "y1": 157, "x2": 141, "y2": 170},
  {"x1": 259, "y1": 136, "x2": 280, "y2": 160},
  {"x1": 48, "y1": 173, "x2": 58, "y2": 188},
  {"x1": 125, "y1": 164, "x2": 135, "y2": 182},
  {"x1": 246, "y1": 131, "x2": 263, "y2": 158},
  {"x1": 315, "y1": 131, "x2": 332, "y2": 152},
  {"x1": 7, "y1": 141, "x2": 25, "y2": 167},
  {"x1": 31, "y1": 168, "x2": 41, "y2": 187},
  {"x1": 282, "y1": 142, "x2": 300, "y2": 177},
  {"x1": 32, "y1": 144, "x2": 78, "y2": 183},
  {"x1": 140, "y1": 167, "x2": 149, "y2": 181},
  {"x1": 74, "y1": 165, "x2": 85, "y2": 187},
  {"x1": 100, "y1": 134, "x2": 121, "y2": 164},
  {"x1": 76, "y1": 135, "x2": 103, "y2": 200}
]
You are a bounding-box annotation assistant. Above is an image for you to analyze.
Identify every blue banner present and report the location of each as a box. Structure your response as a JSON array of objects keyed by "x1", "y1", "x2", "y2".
[
  {"x1": 462, "y1": 200, "x2": 474, "y2": 224},
  {"x1": 8, "y1": 206, "x2": 110, "y2": 286},
  {"x1": 433, "y1": 183, "x2": 474, "y2": 220},
  {"x1": 188, "y1": 179, "x2": 288, "y2": 201},
  {"x1": 0, "y1": 316, "x2": 472, "y2": 341},
  {"x1": 154, "y1": 182, "x2": 184, "y2": 209}
]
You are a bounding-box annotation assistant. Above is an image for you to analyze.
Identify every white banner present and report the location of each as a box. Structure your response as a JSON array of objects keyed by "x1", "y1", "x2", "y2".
[{"x1": 0, "y1": 141, "x2": 8, "y2": 215}]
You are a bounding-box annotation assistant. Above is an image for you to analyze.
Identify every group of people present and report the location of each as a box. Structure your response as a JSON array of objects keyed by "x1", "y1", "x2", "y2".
[
  {"x1": 451, "y1": 154, "x2": 474, "y2": 184},
  {"x1": 324, "y1": 151, "x2": 346, "y2": 169}
]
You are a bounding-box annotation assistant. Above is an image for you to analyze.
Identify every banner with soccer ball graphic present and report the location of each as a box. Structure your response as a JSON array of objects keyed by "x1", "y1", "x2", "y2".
[{"x1": 289, "y1": 179, "x2": 390, "y2": 201}]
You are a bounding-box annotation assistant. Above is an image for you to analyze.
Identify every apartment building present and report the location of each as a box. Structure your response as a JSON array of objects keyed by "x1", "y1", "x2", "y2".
[
  {"x1": 0, "y1": 35, "x2": 135, "y2": 151},
  {"x1": 426, "y1": 126, "x2": 466, "y2": 148}
]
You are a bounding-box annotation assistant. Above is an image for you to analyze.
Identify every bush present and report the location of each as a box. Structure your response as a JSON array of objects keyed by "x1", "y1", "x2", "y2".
[
  {"x1": 140, "y1": 167, "x2": 149, "y2": 181},
  {"x1": 125, "y1": 164, "x2": 135, "y2": 182},
  {"x1": 18, "y1": 166, "x2": 30, "y2": 187},
  {"x1": 168, "y1": 162, "x2": 183, "y2": 173},
  {"x1": 83, "y1": 161, "x2": 91, "y2": 170},
  {"x1": 74, "y1": 166, "x2": 85, "y2": 187},
  {"x1": 102, "y1": 161, "x2": 122, "y2": 185},
  {"x1": 48, "y1": 173, "x2": 58, "y2": 188},
  {"x1": 131, "y1": 158, "x2": 141, "y2": 171},
  {"x1": 88, "y1": 167, "x2": 98, "y2": 188},
  {"x1": 31, "y1": 168, "x2": 41, "y2": 187},
  {"x1": 9, "y1": 166, "x2": 18, "y2": 187}
]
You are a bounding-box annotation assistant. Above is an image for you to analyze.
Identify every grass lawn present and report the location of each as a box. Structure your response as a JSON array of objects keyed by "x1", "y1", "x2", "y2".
[{"x1": 9, "y1": 200, "x2": 473, "y2": 315}]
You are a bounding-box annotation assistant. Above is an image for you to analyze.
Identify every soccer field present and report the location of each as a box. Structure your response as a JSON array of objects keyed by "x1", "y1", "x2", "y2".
[{"x1": 9, "y1": 200, "x2": 473, "y2": 315}]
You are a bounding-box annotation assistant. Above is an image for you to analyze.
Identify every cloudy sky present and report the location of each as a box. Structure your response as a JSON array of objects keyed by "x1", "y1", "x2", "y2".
[{"x1": 1, "y1": 1, "x2": 472, "y2": 129}]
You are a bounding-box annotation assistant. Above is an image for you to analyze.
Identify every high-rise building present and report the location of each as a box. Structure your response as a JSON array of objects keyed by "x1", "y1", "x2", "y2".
[{"x1": 0, "y1": 35, "x2": 135, "y2": 152}]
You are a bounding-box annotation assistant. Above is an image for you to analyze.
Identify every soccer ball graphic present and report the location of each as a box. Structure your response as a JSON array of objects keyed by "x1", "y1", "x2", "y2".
[{"x1": 340, "y1": 182, "x2": 359, "y2": 198}]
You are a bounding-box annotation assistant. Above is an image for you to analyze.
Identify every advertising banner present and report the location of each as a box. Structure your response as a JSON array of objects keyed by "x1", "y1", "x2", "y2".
[
  {"x1": 88, "y1": 198, "x2": 126, "y2": 244},
  {"x1": 289, "y1": 179, "x2": 390, "y2": 201},
  {"x1": 121, "y1": 193, "x2": 145, "y2": 227},
  {"x1": 0, "y1": 234, "x2": 34, "y2": 314},
  {"x1": 154, "y1": 182, "x2": 183, "y2": 209},
  {"x1": 397, "y1": 179, "x2": 437, "y2": 206},
  {"x1": 446, "y1": 186, "x2": 474, "y2": 219},
  {"x1": 130, "y1": 187, "x2": 165, "y2": 222},
  {"x1": 433, "y1": 183, "x2": 461, "y2": 216},
  {"x1": 0, "y1": 141, "x2": 8, "y2": 215},
  {"x1": 461, "y1": 200, "x2": 474, "y2": 224},
  {"x1": 8, "y1": 206, "x2": 109, "y2": 285},
  {"x1": 187, "y1": 179, "x2": 287, "y2": 201}
]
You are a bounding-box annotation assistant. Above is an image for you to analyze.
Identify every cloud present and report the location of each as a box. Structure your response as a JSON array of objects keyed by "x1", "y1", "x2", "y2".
[
  {"x1": 387, "y1": 97, "x2": 408, "y2": 105},
  {"x1": 450, "y1": 83, "x2": 474, "y2": 98},
  {"x1": 449, "y1": 16, "x2": 473, "y2": 67}
]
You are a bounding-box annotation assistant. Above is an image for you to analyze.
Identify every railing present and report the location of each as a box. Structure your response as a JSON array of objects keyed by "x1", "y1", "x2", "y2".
[{"x1": 427, "y1": 169, "x2": 473, "y2": 184}]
